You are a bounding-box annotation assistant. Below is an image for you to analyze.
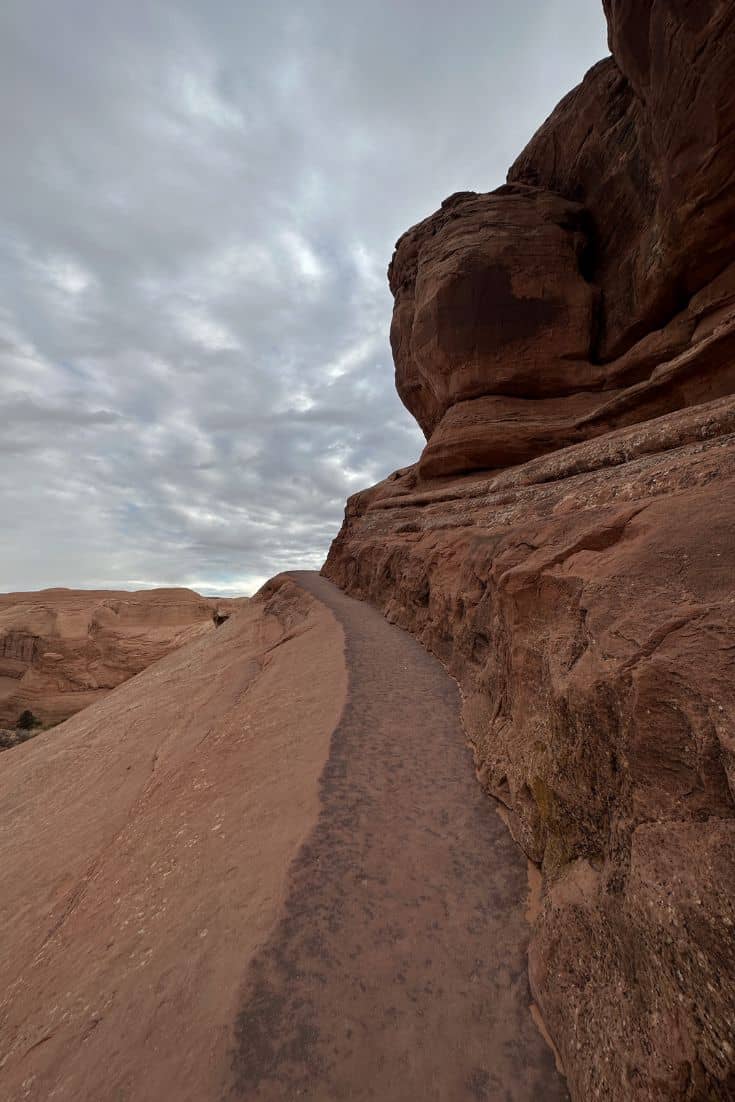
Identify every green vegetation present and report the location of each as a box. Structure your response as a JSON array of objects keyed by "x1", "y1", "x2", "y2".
[{"x1": 17, "y1": 709, "x2": 41, "y2": 731}]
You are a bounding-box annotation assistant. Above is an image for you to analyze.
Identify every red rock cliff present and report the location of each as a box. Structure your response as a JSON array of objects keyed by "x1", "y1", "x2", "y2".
[
  {"x1": 324, "y1": 4, "x2": 735, "y2": 1098},
  {"x1": 0, "y1": 588, "x2": 242, "y2": 730}
]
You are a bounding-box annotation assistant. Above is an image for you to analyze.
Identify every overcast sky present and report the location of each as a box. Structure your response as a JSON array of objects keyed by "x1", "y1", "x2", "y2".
[{"x1": 0, "y1": 1, "x2": 607, "y2": 596}]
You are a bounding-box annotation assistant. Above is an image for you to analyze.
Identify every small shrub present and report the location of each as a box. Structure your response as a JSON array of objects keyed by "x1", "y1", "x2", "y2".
[{"x1": 16, "y1": 709, "x2": 41, "y2": 731}]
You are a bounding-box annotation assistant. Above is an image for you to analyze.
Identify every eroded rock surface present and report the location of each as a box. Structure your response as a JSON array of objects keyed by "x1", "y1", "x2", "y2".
[
  {"x1": 0, "y1": 588, "x2": 242, "y2": 731},
  {"x1": 388, "y1": 0, "x2": 735, "y2": 487},
  {"x1": 392, "y1": 184, "x2": 735, "y2": 483},
  {"x1": 512, "y1": 2, "x2": 735, "y2": 360},
  {"x1": 326, "y1": 406, "x2": 735, "y2": 1099},
  {"x1": 389, "y1": 186, "x2": 600, "y2": 440},
  {"x1": 324, "y1": 3, "x2": 735, "y2": 1098}
]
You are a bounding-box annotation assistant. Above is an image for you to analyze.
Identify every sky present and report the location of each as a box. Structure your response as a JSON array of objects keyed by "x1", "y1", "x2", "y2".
[{"x1": 0, "y1": 1, "x2": 608, "y2": 596}]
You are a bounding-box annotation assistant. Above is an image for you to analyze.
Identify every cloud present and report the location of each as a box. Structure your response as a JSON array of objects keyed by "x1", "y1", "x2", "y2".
[{"x1": 0, "y1": 0, "x2": 608, "y2": 594}]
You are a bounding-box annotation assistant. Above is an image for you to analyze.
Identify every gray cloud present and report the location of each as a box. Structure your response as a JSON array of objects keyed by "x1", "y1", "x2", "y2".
[{"x1": 0, "y1": 0, "x2": 607, "y2": 594}]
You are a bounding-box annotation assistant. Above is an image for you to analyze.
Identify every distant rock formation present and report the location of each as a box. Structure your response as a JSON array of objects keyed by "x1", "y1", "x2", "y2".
[
  {"x1": 0, "y1": 588, "x2": 243, "y2": 731},
  {"x1": 325, "y1": 3, "x2": 735, "y2": 1098}
]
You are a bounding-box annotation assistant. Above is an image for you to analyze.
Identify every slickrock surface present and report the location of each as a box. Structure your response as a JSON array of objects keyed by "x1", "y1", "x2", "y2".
[
  {"x1": 0, "y1": 587, "x2": 241, "y2": 730},
  {"x1": 324, "y1": 2, "x2": 735, "y2": 1098},
  {"x1": 2, "y1": 572, "x2": 565, "y2": 1101},
  {"x1": 228, "y1": 571, "x2": 566, "y2": 1102},
  {"x1": 0, "y1": 579, "x2": 345, "y2": 1102}
]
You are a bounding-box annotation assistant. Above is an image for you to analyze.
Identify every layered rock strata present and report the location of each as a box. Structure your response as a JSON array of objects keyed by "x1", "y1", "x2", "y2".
[
  {"x1": 325, "y1": 3, "x2": 735, "y2": 1098},
  {"x1": 0, "y1": 588, "x2": 241, "y2": 730}
]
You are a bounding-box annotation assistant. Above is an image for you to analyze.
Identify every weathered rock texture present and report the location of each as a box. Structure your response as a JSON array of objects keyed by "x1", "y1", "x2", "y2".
[
  {"x1": 0, "y1": 588, "x2": 242, "y2": 731},
  {"x1": 325, "y1": 3, "x2": 735, "y2": 1098},
  {"x1": 512, "y1": 1, "x2": 735, "y2": 361}
]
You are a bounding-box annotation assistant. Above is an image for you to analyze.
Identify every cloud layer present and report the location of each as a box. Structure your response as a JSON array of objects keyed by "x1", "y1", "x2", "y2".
[{"x1": 0, "y1": 0, "x2": 607, "y2": 594}]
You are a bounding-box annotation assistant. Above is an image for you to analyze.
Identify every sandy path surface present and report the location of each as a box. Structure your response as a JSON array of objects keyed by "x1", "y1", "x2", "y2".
[{"x1": 227, "y1": 571, "x2": 568, "y2": 1101}]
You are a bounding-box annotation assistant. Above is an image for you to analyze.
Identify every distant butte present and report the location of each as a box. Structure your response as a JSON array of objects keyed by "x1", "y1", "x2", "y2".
[{"x1": 0, "y1": 587, "x2": 243, "y2": 733}]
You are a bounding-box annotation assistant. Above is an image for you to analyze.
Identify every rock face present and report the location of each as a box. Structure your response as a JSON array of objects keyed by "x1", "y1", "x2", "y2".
[
  {"x1": 388, "y1": 1, "x2": 735, "y2": 485},
  {"x1": 512, "y1": 2, "x2": 735, "y2": 360},
  {"x1": 389, "y1": 187, "x2": 600, "y2": 440},
  {"x1": 324, "y1": 3, "x2": 735, "y2": 1099},
  {"x1": 0, "y1": 588, "x2": 242, "y2": 731},
  {"x1": 392, "y1": 183, "x2": 735, "y2": 482}
]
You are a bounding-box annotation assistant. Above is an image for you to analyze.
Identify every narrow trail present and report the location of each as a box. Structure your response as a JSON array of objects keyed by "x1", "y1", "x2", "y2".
[{"x1": 226, "y1": 572, "x2": 567, "y2": 1101}]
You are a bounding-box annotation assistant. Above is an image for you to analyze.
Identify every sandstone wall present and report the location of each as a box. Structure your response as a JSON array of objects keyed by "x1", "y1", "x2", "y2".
[{"x1": 324, "y1": 3, "x2": 735, "y2": 1097}]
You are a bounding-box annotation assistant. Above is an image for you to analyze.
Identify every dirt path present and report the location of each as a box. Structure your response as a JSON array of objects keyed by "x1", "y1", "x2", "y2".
[{"x1": 226, "y1": 572, "x2": 568, "y2": 1101}]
